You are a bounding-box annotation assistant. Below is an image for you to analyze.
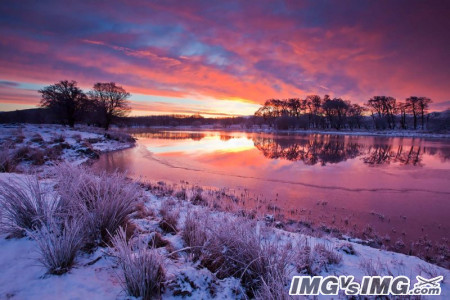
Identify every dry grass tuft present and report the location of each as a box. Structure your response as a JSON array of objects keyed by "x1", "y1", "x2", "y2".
[
  {"x1": 110, "y1": 228, "x2": 165, "y2": 299},
  {"x1": 28, "y1": 217, "x2": 85, "y2": 275},
  {"x1": 159, "y1": 201, "x2": 179, "y2": 234},
  {"x1": 56, "y1": 164, "x2": 141, "y2": 244},
  {"x1": 0, "y1": 176, "x2": 56, "y2": 237}
]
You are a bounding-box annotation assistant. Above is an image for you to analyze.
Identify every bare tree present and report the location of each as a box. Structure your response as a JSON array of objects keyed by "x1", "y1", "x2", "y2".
[
  {"x1": 39, "y1": 80, "x2": 88, "y2": 127},
  {"x1": 406, "y1": 96, "x2": 420, "y2": 130},
  {"x1": 365, "y1": 96, "x2": 396, "y2": 129},
  {"x1": 417, "y1": 97, "x2": 432, "y2": 129},
  {"x1": 89, "y1": 82, "x2": 131, "y2": 130},
  {"x1": 397, "y1": 102, "x2": 409, "y2": 129}
]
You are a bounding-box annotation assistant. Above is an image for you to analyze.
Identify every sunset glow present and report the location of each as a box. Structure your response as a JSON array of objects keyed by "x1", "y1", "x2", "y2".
[{"x1": 0, "y1": 0, "x2": 449, "y2": 115}]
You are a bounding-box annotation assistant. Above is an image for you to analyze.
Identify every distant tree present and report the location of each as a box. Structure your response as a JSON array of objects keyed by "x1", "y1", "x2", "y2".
[
  {"x1": 322, "y1": 98, "x2": 350, "y2": 130},
  {"x1": 406, "y1": 96, "x2": 421, "y2": 130},
  {"x1": 306, "y1": 95, "x2": 322, "y2": 128},
  {"x1": 365, "y1": 96, "x2": 396, "y2": 129},
  {"x1": 417, "y1": 97, "x2": 432, "y2": 129},
  {"x1": 287, "y1": 98, "x2": 302, "y2": 117},
  {"x1": 397, "y1": 102, "x2": 409, "y2": 129},
  {"x1": 89, "y1": 82, "x2": 131, "y2": 130},
  {"x1": 39, "y1": 80, "x2": 88, "y2": 127},
  {"x1": 348, "y1": 104, "x2": 366, "y2": 129}
]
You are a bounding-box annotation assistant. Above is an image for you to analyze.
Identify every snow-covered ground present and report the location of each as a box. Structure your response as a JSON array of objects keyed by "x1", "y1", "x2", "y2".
[
  {"x1": 0, "y1": 125, "x2": 449, "y2": 299},
  {"x1": 0, "y1": 124, "x2": 135, "y2": 170}
]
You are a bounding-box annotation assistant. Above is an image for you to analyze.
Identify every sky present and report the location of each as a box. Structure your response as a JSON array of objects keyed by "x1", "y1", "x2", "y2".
[{"x1": 0, "y1": 0, "x2": 449, "y2": 116}]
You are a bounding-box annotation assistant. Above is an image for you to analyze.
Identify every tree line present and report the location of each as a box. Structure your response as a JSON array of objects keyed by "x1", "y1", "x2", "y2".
[
  {"x1": 254, "y1": 95, "x2": 434, "y2": 130},
  {"x1": 38, "y1": 80, "x2": 131, "y2": 130}
]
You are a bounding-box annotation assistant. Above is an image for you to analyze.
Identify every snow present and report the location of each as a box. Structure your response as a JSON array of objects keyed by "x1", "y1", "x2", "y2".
[
  {"x1": 0, "y1": 124, "x2": 135, "y2": 170},
  {"x1": 0, "y1": 237, "x2": 122, "y2": 300}
]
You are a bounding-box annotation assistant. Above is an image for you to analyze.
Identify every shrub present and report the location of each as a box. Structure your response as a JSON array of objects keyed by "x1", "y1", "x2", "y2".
[
  {"x1": 13, "y1": 146, "x2": 31, "y2": 161},
  {"x1": 110, "y1": 228, "x2": 165, "y2": 299},
  {"x1": 0, "y1": 148, "x2": 17, "y2": 173},
  {"x1": 104, "y1": 131, "x2": 135, "y2": 143},
  {"x1": 28, "y1": 217, "x2": 85, "y2": 275},
  {"x1": 52, "y1": 135, "x2": 65, "y2": 143},
  {"x1": 28, "y1": 148, "x2": 46, "y2": 165},
  {"x1": 30, "y1": 134, "x2": 44, "y2": 143},
  {"x1": 0, "y1": 176, "x2": 56, "y2": 237}
]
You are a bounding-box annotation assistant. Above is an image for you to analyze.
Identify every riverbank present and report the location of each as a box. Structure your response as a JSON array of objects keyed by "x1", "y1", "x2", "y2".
[
  {"x1": 125, "y1": 124, "x2": 450, "y2": 139},
  {"x1": 0, "y1": 124, "x2": 449, "y2": 299},
  {"x1": 0, "y1": 124, "x2": 135, "y2": 173}
]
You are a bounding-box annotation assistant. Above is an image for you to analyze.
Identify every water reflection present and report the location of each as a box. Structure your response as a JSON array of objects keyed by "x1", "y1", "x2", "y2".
[
  {"x1": 253, "y1": 136, "x2": 362, "y2": 166},
  {"x1": 94, "y1": 130, "x2": 450, "y2": 252},
  {"x1": 252, "y1": 135, "x2": 449, "y2": 166}
]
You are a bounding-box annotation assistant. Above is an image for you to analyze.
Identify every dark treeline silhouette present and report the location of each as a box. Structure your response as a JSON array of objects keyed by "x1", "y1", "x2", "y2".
[
  {"x1": 38, "y1": 80, "x2": 131, "y2": 130},
  {"x1": 253, "y1": 95, "x2": 449, "y2": 131},
  {"x1": 0, "y1": 108, "x2": 58, "y2": 124},
  {"x1": 119, "y1": 114, "x2": 248, "y2": 128},
  {"x1": 2, "y1": 87, "x2": 449, "y2": 133}
]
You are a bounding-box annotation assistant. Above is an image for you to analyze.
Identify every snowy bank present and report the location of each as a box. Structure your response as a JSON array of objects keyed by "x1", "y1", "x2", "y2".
[
  {"x1": 0, "y1": 169, "x2": 449, "y2": 299},
  {"x1": 0, "y1": 124, "x2": 135, "y2": 172}
]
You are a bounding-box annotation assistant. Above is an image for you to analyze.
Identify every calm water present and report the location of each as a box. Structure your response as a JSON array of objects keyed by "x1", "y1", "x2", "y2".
[{"x1": 94, "y1": 130, "x2": 450, "y2": 248}]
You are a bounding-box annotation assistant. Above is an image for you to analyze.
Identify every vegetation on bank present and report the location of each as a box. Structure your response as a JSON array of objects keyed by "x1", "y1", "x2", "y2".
[
  {"x1": 0, "y1": 165, "x2": 448, "y2": 298},
  {"x1": 253, "y1": 95, "x2": 446, "y2": 131},
  {"x1": 0, "y1": 124, "x2": 134, "y2": 173},
  {"x1": 0, "y1": 165, "x2": 344, "y2": 298}
]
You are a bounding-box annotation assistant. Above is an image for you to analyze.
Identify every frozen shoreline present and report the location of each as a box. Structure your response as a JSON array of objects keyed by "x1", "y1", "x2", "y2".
[
  {"x1": 0, "y1": 124, "x2": 449, "y2": 299},
  {"x1": 127, "y1": 125, "x2": 450, "y2": 139}
]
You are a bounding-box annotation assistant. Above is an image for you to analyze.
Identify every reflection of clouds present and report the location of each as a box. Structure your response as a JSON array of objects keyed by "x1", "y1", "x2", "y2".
[
  {"x1": 132, "y1": 131, "x2": 207, "y2": 141},
  {"x1": 139, "y1": 132, "x2": 254, "y2": 155}
]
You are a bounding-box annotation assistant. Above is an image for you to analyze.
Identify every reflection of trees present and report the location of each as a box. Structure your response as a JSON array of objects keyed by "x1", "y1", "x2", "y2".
[
  {"x1": 253, "y1": 135, "x2": 449, "y2": 166},
  {"x1": 363, "y1": 145, "x2": 423, "y2": 166},
  {"x1": 253, "y1": 136, "x2": 362, "y2": 166},
  {"x1": 132, "y1": 131, "x2": 206, "y2": 141}
]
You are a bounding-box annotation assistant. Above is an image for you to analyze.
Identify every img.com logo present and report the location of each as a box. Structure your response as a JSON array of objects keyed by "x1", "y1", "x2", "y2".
[{"x1": 289, "y1": 275, "x2": 443, "y2": 296}]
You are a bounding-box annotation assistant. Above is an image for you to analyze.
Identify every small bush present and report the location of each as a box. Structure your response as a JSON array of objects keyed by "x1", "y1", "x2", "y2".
[
  {"x1": 52, "y1": 135, "x2": 65, "y2": 143},
  {"x1": 0, "y1": 176, "x2": 56, "y2": 237},
  {"x1": 14, "y1": 146, "x2": 31, "y2": 160},
  {"x1": 110, "y1": 228, "x2": 165, "y2": 299},
  {"x1": 30, "y1": 134, "x2": 44, "y2": 143},
  {"x1": 104, "y1": 131, "x2": 135, "y2": 143},
  {"x1": 0, "y1": 148, "x2": 17, "y2": 173},
  {"x1": 28, "y1": 217, "x2": 85, "y2": 275},
  {"x1": 28, "y1": 148, "x2": 46, "y2": 165}
]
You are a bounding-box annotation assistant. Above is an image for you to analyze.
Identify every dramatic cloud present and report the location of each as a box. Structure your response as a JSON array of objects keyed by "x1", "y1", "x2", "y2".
[{"x1": 0, "y1": 0, "x2": 449, "y2": 115}]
